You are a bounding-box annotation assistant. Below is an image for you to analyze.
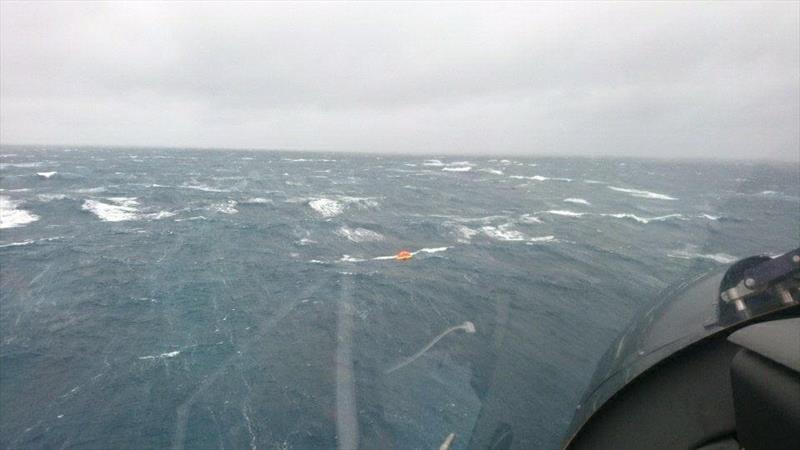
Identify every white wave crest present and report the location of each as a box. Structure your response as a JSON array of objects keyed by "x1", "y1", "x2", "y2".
[
  {"x1": 241, "y1": 197, "x2": 273, "y2": 204},
  {"x1": 510, "y1": 175, "x2": 572, "y2": 182},
  {"x1": 339, "y1": 196, "x2": 380, "y2": 208},
  {"x1": 138, "y1": 350, "x2": 181, "y2": 360},
  {"x1": 0, "y1": 240, "x2": 35, "y2": 248},
  {"x1": 416, "y1": 247, "x2": 448, "y2": 254},
  {"x1": 608, "y1": 186, "x2": 677, "y2": 200},
  {"x1": 147, "y1": 211, "x2": 177, "y2": 220},
  {"x1": 82, "y1": 199, "x2": 139, "y2": 222},
  {"x1": 106, "y1": 197, "x2": 140, "y2": 207},
  {"x1": 481, "y1": 224, "x2": 526, "y2": 241},
  {"x1": 454, "y1": 225, "x2": 479, "y2": 243},
  {"x1": 0, "y1": 196, "x2": 40, "y2": 229},
  {"x1": 38, "y1": 193, "x2": 68, "y2": 202},
  {"x1": 37, "y1": 171, "x2": 57, "y2": 179},
  {"x1": 519, "y1": 214, "x2": 543, "y2": 224},
  {"x1": 423, "y1": 159, "x2": 444, "y2": 167},
  {"x1": 339, "y1": 255, "x2": 367, "y2": 262},
  {"x1": 442, "y1": 166, "x2": 472, "y2": 172},
  {"x1": 528, "y1": 235, "x2": 556, "y2": 243},
  {"x1": 211, "y1": 200, "x2": 238, "y2": 214},
  {"x1": 600, "y1": 213, "x2": 684, "y2": 224},
  {"x1": 564, "y1": 198, "x2": 591, "y2": 205},
  {"x1": 309, "y1": 198, "x2": 344, "y2": 217},
  {"x1": 544, "y1": 210, "x2": 586, "y2": 217},
  {"x1": 479, "y1": 169, "x2": 504, "y2": 175},
  {"x1": 336, "y1": 226, "x2": 384, "y2": 242}
]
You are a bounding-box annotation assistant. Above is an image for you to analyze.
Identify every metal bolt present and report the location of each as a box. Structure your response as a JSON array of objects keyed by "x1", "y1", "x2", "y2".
[
  {"x1": 793, "y1": 254, "x2": 800, "y2": 264},
  {"x1": 744, "y1": 278, "x2": 756, "y2": 288}
]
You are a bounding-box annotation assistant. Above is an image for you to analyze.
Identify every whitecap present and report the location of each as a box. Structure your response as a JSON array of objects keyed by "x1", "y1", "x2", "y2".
[
  {"x1": 544, "y1": 210, "x2": 586, "y2": 217},
  {"x1": 564, "y1": 198, "x2": 591, "y2": 206},
  {"x1": 600, "y1": 213, "x2": 685, "y2": 224},
  {"x1": 510, "y1": 175, "x2": 571, "y2": 182},
  {"x1": 519, "y1": 214, "x2": 543, "y2": 224},
  {"x1": 584, "y1": 180, "x2": 606, "y2": 184},
  {"x1": 481, "y1": 224, "x2": 526, "y2": 241},
  {"x1": 38, "y1": 193, "x2": 68, "y2": 202},
  {"x1": 241, "y1": 197, "x2": 273, "y2": 205},
  {"x1": 338, "y1": 196, "x2": 380, "y2": 208},
  {"x1": 336, "y1": 226, "x2": 384, "y2": 243},
  {"x1": 106, "y1": 197, "x2": 140, "y2": 207},
  {"x1": 759, "y1": 190, "x2": 778, "y2": 195},
  {"x1": 211, "y1": 200, "x2": 238, "y2": 214},
  {"x1": 340, "y1": 255, "x2": 367, "y2": 262},
  {"x1": 36, "y1": 171, "x2": 57, "y2": 179},
  {"x1": 138, "y1": 350, "x2": 181, "y2": 360},
  {"x1": 0, "y1": 196, "x2": 40, "y2": 229},
  {"x1": 527, "y1": 235, "x2": 556, "y2": 243},
  {"x1": 415, "y1": 247, "x2": 448, "y2": 254},
  {"x1": 700, "y1": 214, "x2": 720, "y2": 220},
  {"x1": 479, "y1": 169, "x2": 504, "y2": 175},
  {"x1": 442, "y1": 166, "x2": 472, "y2": 172},
  {"x1": 74, "y1": 187, "x2": 106, "y2": 194},
  {"x1": 454, "y1": 225, "x2": 479, "y2": 243},
  {"x1": 0, "y1": 240, "x2": 35, "y2": 248},
  {"x1": 82, "y1": 199, "x2": 139, "y2": 222},
  {"x1": 608, "y1": 186, "x2": 677, "y2": 200},
  {"x1": 309, "y1": 198, "x2": 344, "y2": 217},
  {"x1": 422, "y1": 159, "x2": 445, "y2": 167},
  {"x1": 146, "y1": 211, "x2": 177, "y2": 220}
]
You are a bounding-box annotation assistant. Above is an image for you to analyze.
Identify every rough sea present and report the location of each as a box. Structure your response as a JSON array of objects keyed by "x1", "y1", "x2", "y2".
[{"x1": 1, "y1": 147, "x2": 798, "y2": 450}]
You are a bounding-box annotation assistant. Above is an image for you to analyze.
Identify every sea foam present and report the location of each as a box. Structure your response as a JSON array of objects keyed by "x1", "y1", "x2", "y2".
[
  {"x1": 335, "y1": 226, "x2": 384, "y2": 242},
  {"x1": 82, "y1": 199, "x2": 139, "y2": 222},
  {"x1": 0, "y1": 196, "x2": 40, "y2": 229}
]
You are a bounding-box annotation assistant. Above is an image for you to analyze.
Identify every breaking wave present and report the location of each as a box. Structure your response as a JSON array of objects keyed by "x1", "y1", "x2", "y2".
[
  {"x1": 0, "y1": 196, "x2": 40, "y2": 229},
  {"x1": 309, "y1": 199, "x2": 344, "y2": 217},
  {"x1": 608, "y1": 186, "x2": 677, "y2": 200}
]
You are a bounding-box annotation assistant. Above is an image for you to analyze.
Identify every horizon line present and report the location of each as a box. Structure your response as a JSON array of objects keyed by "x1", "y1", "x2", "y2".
[{"x1": 1, "y1": 142, "x2": 798, "y2": 164}]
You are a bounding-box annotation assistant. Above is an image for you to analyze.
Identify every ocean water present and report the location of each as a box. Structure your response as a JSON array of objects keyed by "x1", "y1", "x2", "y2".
[{"x1": 1, "y1": 147, "x2": 798, "y2": 450}]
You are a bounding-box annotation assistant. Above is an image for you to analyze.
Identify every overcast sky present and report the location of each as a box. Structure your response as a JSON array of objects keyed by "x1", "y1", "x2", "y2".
[{"x1": 1, "y1": 1, "x2": 798, "y2": 160}]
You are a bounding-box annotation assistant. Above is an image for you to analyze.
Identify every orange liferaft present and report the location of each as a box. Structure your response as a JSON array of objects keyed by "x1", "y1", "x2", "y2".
[{"x1": 395, "y1": 250, "x2": 413, "y2": 261}]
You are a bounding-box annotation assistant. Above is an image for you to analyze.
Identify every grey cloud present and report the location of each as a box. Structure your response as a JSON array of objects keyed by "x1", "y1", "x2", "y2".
[{"x1": 1, "y1": 1, "x2": 798, "y2": 160}]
